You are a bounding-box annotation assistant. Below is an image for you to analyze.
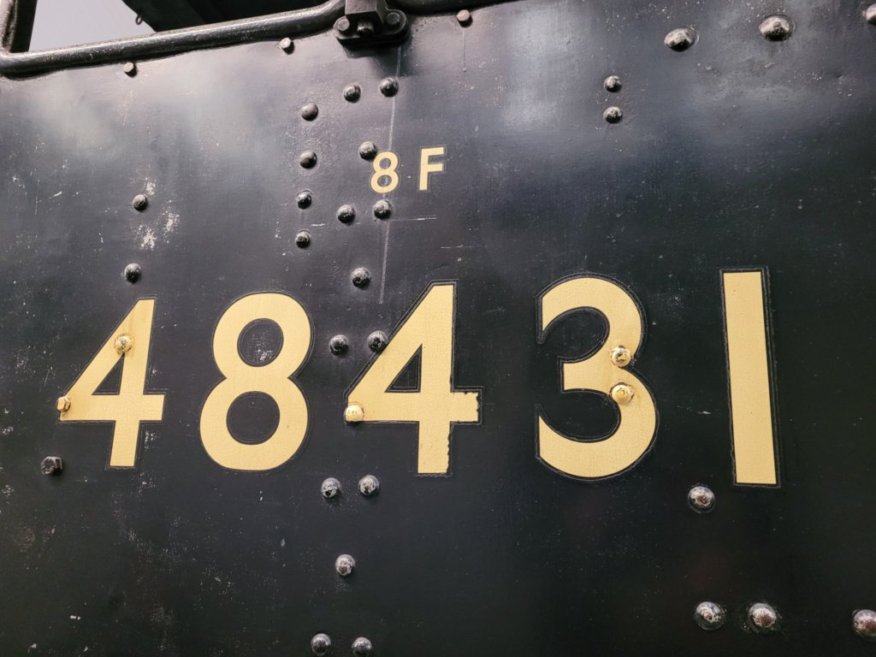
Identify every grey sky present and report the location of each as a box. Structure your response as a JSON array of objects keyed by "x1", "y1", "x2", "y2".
[{"x1": 31, "y1": 0, "x2": 152, "y2": 51}]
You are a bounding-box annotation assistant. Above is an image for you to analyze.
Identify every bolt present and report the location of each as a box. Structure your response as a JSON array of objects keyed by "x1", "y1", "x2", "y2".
[
  {"x1": 386, "y1": 11, "x2": 403, "y2": 28},
  {"x1": 330, "y1": 335, "x2": 349, "y2": 355},
  {"x1": 352, "y1": 637, "x2": 373, "y2": 656},
  {"x1": 352, "y1": 267, "x2": 371, "y2": 288},
  {"x1": 56, "y1": 396, "x2": 71, "y2": 413},
  {"x1": 867, "y1": 5, "x2": 876, "y2": 25},
  {"x1": 301, "y1": 103, "x2": 319, "y2": 121},
  {"x1": 367, "y1": 330, "x2": 388, "y2": 352},
  {"x1": 759, "y1": 15, "x2": 792, "y2": 41},
  {"x1": 748, "y1": 602, "x2": 779, "y2": 633},
  {"x1": 278, "y1": 37, "x2": 294, "y2": 52},
  {"x1": 311, "y1": 633, "x2": 332, "y2": 656},
  {"x1": 379, "y1": 77, "x2": 399, "y2": 97},
  {"x1": 296, "y1": 191, "x2": 313, "y2": 209},
  {"x1": 124, "y1": 263, "x2": 142, "y2": 283},
  {"x1": 123, "y1": 61, "x2": 137, "y2": 77},
  {"x1": 113, "y1": 334, "x2": 133, "y2": 355},
  {"x1": 295, "y1": 230, "x2": 311, "y2": 248},
  {"x1": 335, "y1": 553, "x2": 356, "y2": 577},
  {"x1": 456, "y1": 9, "x2": 472, "y2": 26},
  {"x1": 603, "y1": 106, "x2": 623, "y2": 124},
  {"x1": 344, "y1": 83, "x2": 361, "y2": 102},
  {"x1": 664, "y1": 27, "x2": 696, "y2": 51},
  {"x1": 693, "y1": 601, "x2": 725, "y2": 631},
  {"x1": 41, "y1": 456, "x2": 63, "y2": 476},
  {"x1": 335, "y1": 16, "x2": 352, "y2": 34},
  {"x1": 357, "y1": 19, "x2": 375, "y2": 37},
  {"x1": 853, "y1": 609, "x2": 876, "y2": 640},
  {"x1": 299, "y1": 151, "x2": 317, "y2": 169},
  {"x1": 688, "y1": 485, "x2": 716, "y2": 512},
  {"x1": 358, "y1": 474, "x2": 380, "y2": 497},
  {"x1": 132, "y1": 194, "x2": 148, "y2": 211},
  {"x1": 345, "y1": 403, "x2": 365, "y2": 423},
  {"x1": 359, "y1": 141, "x2": 378, "y2": 160},
  {"x1": 610, "y1": 383, "x2": 634, "y2": 405},
  {"x1": 321, "y1": 477, "x2": 341, "y2": 499},
  {"x1": 604, "y1": 75, "x2": 622, "y2": 92},
  {"x1": 610, "y1": 346, "x2": 631, "y2": 367},
  {"x1": 373, "y1": 199, "x2": 392, "y2": 219},
  {"x1": 337, "y1": 204, "x2": 356, "y2": 224}
]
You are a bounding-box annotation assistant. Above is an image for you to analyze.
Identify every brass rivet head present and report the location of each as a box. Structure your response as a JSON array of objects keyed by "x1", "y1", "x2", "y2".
[
  {"x1": 114, "y1": 334, "x2": 133, "y2": 355},
  {"x1": 748, "y1": 602, "x2": 779, "y2": 633},
  {"x1": 664, "y1": 26, "x2": 696, "y2": 51},
  {"x1": 610, "y1": 346, "x2": 631, "y2": 367},
  {"x1": 335, "y1": 553, "x2": 356, "y2": 577},
  {"x1": 694, "y1": 601, "x2": 726, "y2": 631},
  {"x1": 345, "y1": 403, "x2": 365, "y2": 423},
  {"x1": 759, "y1": 15, "x2": 793, "y2": 41},
  {"x1": 866, "y1": 5, "x2": 876, "y2": 25},
  {"x1": 610, "y1": 383, "x2": 634, "y2": 405},
  {"x1": 56, "y1": 396, "x2": 71, "y2": 413},
  {"x1": 854, "y1": 609, "x2": 876, "y2": 640},
  {"x1": 310, "y1": 633, "x2": 331, "y2": 656},
  {"x1": 688, "y1": 485, "x2": 716, "y2": 512}
]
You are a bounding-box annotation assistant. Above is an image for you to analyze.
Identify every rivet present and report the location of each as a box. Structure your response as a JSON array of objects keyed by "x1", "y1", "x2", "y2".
[
  {"x1": 299, "y1": 151, "x2": 317, "y2": 169},
  {"x1": 359, "y1": 141, "x2": 378, "y2": 160},
  {"x1": 610, "y1": 383, "x2": 634, "y2": 404},
  {"x1": 456, "y1": 9, "x2": 472, "y2": 26},
  {"x1": 610, "y1": 346, "x2": 631, "y2": 367},
  {"x1": 748, "y1": 602, "x2": 779, "y2": 633},
  {"x1": 759, "y1": 15, "x2": 793, "y2": 41},
  {"x1": 693, "y1": 601, "x2": 726, "y2": 631},
  {"x1": 343, "y1": 84, "x2": 361, "y2": 102},
  {"x1": 603, "y1": 106, "x2": 623, "y2": 124},
  {"x1": 345, "y1": 403, "x2": 365, "y2": 423},
  {"x1": 113, "y1": 334, "x2": 133, "y2": 355},
  {"x1": 867, "y1": 5, "x2": 876, "y2": 25},
  {"x1": 320, "y1": 477, "x2": 341, "y2": 499},
  {"x1": 335, "y1": 16, "x2": 352, "y2": 34},
  {"x1": 352, "y1": 267, "x2": 371, "y2": 288},
  {"x1": 337, "y1": 204, "x2": 356, "y2": 224},
  {"x1": 56, "y1": 396, "x2": 71, "y2": 413},
  {"x1": 296, "y1": 191, "x2": 313, "y2": 209},
  {"x1": 604, "y1": 75, "x2": 622, "y2": 92},
  {"x1": 278, "y1": 37, "x2": 294, "y2": 52},
  {"x1": 310, "y1": 633, "x2": 332, "y2": 656},
  {"x1": 853, "y1": 609, "x2": 876, "y2": 640},
  {"x1": 358, "y1": 474, "x2": 380, "y2": 497},
  {"x1": 295, "y1": 230, "x2": 311, "y2": 248},
  {"x1": 335, "y1": 553, "x2": 356, "y2": 577},
  {"x1": 124, "y1": 263, "x2": 142, "y2": 283},
  {"x1": 123, "y1": 61, "x2": 137, "y2": 77},
  {"x1": 386, "y1": 11, "x2": 403, "y2": 28},
  {"x1": 373, "y1": 199, "x2": 392, "y2": 219},
  {"x1": 301, "y1": 103, "x2": 319, "y2": 121},
  {"x1": 330, "y1": 335, "x2": 349, "y2": 355},
  {"x1": 367, "y1": 330, "x2": 388, "y2": 352},
  {"x1": 351, "y1": 637, "x2": 373, "y2": 656},
  {"x1": 687, "y1": 485, "x2": 716, "y2": 512},
  {"x1": 379, "y1": 77, "x2": 399, "y2": 97},
  {"x1": 40, "y1": 456, "x2": 63, "y2": 476},
  {"x1": 132, "y1": 194, "x2": 148, "y2": 211},
  {"x1": 664, "y1": 27, "x2": 696, "y2": 51}
]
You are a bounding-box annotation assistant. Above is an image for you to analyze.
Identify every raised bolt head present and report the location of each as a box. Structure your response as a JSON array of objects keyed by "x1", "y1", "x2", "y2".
[
  {"x1": 113, "y1": 334, "x2": 133, "y2": 355},
  {"x1": 352, "y1": 267, "x2": 371, "y2": 288},
  {"x1": 296, "y1": 191, "x2": 313, "y2": 209},
  {"x1": 123, "y1": 61, "x2": 137, "y2": 76},
  {"x1": 335, "y1": 553, "x2": 356, "y2": 577},
  {"x1": 299, "y1": 150, "x2": 317, "y2": 169},
  {"x1": 352, "y1": 637, "x2": 373, "y2": 656},
  {"x1": 694, "y1": 601, "x2": 726, "y2": 631},
  {"x1": 853, "y1": 609, "x2": 876, "y2": 640},
  {"x1": 604, "y1": 75, "x2": 622, "y2": 92},
  {"x1": 456, "y1": 9, "x2": 472, "y2": 26},
  {"x1": 386, "y1": 10, "x2": 403, "y2": 28},
  {"x1": 320, "y1": 477, "x2": 341, "y2": 499},
  {"x1": 367, "y1": 330, "x2": 388, "y2": 352},
  {"x1": 379, "y1": 77, "x2": 399, "y2": 97},
  {"x1": 867, "y1": 5, "x2": 876, "y2": 25},
  {"x1": 310, "y1": 633, "x2": 332, "y2": 656},
  {"x1": 358, "y1": 474, "x2": 380, "y2": 497},
  {"x1": 335, "y1": 16, "x2": 352, "y2": 33},
  {"x1": 759, "y1": 15, "x2": 793, "y2": 41},
  {"x1": 301, "y1": 103, "x2": 319, "y2": 121},
  {"x1": 337, "y1": 204, "x2": 356, "y2": 224},
  {"x1": 373, "y1": 199, "x2": 392, "y2": 219},
  {"x1": 610, "y1": 346, "x2": 631, "y2": 367},
  {"x1": 124, "y1": 263, "x2": 142, "y2": 283},
  {"x1": 329, "y1": 335, "x2": 349, "y2": 355},
  {"x1": 278, "y1": 37, "x2": 294, "y2": 52},
  {"x1": 603, "y1": 106, "x2": 623, "y2": 124},
  {"x1": 359, "y1": 141, "x2": 378, "y2": 160},
  {"x1": 610, "y1": 383, "x2": 634, "y2": 405},
  {"x1": 748, "y1": 602, "x2": 779, "y2": 633},
  {"x1": 56, "y1": 396, "x2": 71, "y2": 413},
  {"x1": 345, "y1": 403, "x2": 365, "y2": 423},
  {"x1": 664, "y1": 27, "x2": 696, "y2": 51},
  {"x1": 688, "y1": 485, "x2": 716, "y2": 512},
  {"x1": 343, "y1": 84, "x2": 361, "y2": 102},
  {"x1": 295, "y1": 230, "x2": 311, "y2": 248},
  {"x1": 132, "y1": 194, "x2": 148, "y2": 211},
  {"x1": 41, "y1": 456, "x2": 63, "y2": 476}
]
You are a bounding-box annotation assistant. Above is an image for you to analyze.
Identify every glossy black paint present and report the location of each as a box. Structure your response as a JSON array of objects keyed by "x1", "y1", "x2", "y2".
[{"x1": 0, "y1": 1, "x2": 874, "y2": 655}]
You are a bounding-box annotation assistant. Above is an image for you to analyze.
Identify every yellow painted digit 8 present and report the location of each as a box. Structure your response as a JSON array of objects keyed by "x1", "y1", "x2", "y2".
[
  {"x1": 537, "y1": 276, "x2": 657, "y2": 479},
  {"x1": 200, "y1": 293, "x2": 311, "y2": 471},
  {"x1": 370, "y1": 151, "x2": 400, "y2": 194}
]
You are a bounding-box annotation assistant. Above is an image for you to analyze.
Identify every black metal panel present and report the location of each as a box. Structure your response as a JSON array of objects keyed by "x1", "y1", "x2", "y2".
[{"x1": 0, "y1": 0, "x2": 874, "y2": 655}]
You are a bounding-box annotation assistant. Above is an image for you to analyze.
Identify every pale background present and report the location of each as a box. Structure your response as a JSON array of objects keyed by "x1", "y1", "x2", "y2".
[{"x1": 30, "y1": 0, "x2": 151, "y2": 50}]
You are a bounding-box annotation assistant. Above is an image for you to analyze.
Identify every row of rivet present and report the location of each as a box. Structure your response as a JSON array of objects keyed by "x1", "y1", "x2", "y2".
[
  {"x1": 311, "y1": 634, "x2": 372, "y2": 656},
  {"x1": 695, "y1": 602, "x2": 876, "y2": 640},
  {"x1": 329, "y1": 331, "x2": 388, "y2": 355}
]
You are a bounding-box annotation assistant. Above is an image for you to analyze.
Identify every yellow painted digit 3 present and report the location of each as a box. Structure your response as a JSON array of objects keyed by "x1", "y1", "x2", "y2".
[
  {"x1": 199, "y1": 293, "x2": 311, "y2": 471},
  {"x1": 537, "y1": 276, "x2": 657, "y2": 479}
]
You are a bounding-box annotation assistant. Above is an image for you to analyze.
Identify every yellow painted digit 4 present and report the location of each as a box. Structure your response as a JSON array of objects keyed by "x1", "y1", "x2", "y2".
[
  {"x1": 58, "y1": 299, "x2": 164, "y2": 468},
  {"x1": 347, "y1": 283, "x2": 479, "y2": 474}
]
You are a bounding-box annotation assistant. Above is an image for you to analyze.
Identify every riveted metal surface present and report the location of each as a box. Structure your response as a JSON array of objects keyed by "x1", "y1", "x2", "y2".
[{"x1": 0, "y1": 0, "x2": 874, "y2": 655}]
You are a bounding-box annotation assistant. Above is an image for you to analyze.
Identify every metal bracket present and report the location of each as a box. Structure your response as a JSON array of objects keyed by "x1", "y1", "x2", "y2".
[{"x1": 334, "y1": 0, "x2": 408, "y2": 48}]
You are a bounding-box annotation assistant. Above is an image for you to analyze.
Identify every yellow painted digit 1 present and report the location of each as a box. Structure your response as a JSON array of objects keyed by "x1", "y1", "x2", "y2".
[
  {"x1": 200, "y1": 293, "x2": 311, "y2": 471},
  {"x1": 537, "y1": 276, "x2": 657, "y2": 479}
]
